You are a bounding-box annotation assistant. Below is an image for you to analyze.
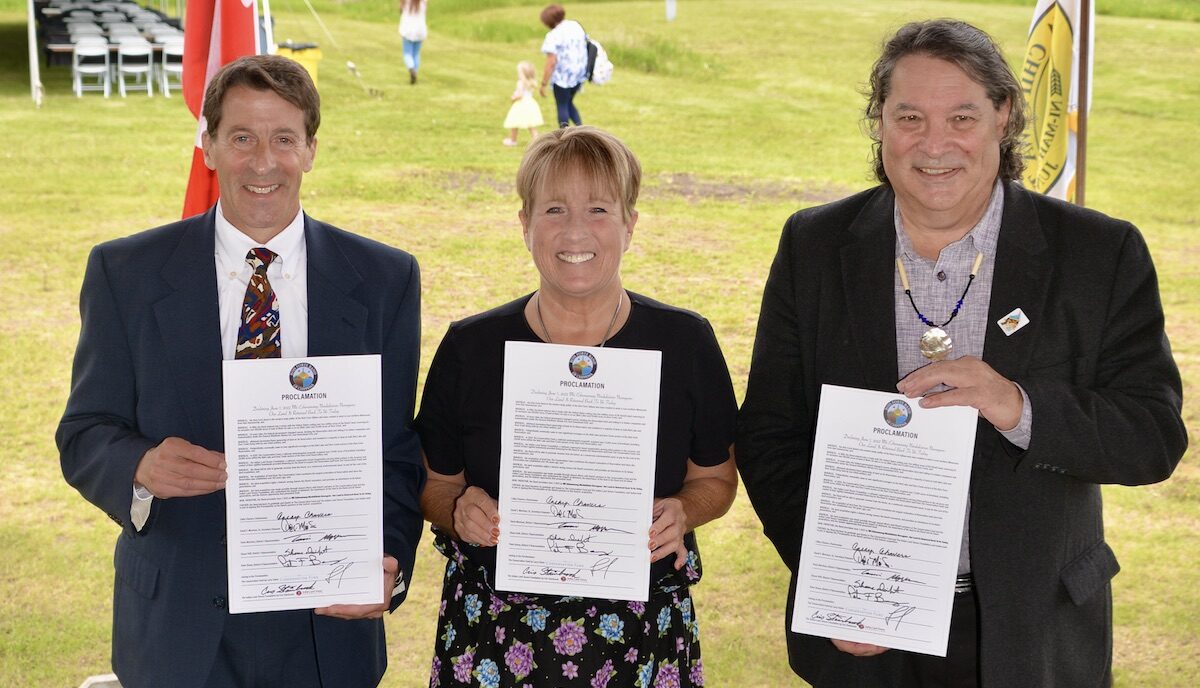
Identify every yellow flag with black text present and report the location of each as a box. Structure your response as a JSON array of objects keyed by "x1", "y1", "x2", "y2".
[{"x1": 1020, "y1": 0, "x2": 1093, "y2": 201}]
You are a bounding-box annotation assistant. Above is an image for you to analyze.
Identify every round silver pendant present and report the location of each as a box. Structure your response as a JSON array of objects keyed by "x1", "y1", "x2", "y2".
[{"x1": 919, "y1": 327, "x2": 953, "y2": 361}]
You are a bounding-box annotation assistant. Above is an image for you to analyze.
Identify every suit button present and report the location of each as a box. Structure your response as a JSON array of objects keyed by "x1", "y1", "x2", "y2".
[{"x1": 213, "y1": 596, "x2": 226, "y2": 609}]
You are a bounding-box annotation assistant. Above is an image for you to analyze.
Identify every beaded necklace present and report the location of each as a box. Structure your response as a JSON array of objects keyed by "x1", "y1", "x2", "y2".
[{"x1": 895, "y1": 252, "x2": 983, "y2": 360}]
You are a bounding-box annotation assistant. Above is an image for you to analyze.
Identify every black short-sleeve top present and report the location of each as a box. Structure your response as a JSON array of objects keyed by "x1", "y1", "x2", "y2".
[{"x1": 415, "y1": 291, "x2": 737, "y2": 584}]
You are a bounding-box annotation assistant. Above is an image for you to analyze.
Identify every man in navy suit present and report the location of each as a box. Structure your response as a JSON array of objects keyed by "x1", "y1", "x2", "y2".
[
  {"x1": 737, "y1": 19, "x2": 1186, "y2": 688},
  {"x1": 57, "y1": 55, "x2": 424, "y2": 687}
]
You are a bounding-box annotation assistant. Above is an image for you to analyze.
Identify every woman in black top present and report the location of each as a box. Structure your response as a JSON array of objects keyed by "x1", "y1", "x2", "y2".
[{"x1": 416, "y1": 126, "x2": 737, "y2": 688}]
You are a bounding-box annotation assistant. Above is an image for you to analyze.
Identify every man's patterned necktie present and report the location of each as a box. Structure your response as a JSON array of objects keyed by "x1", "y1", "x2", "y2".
[{"x1": 235, "y1": 247, "x2": 282, "y2": 359}]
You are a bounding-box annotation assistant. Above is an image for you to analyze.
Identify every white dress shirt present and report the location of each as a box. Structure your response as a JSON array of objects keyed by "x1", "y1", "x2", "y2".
[{"x1": 132, "y1": 204, "x2": 309, "y2": 529}]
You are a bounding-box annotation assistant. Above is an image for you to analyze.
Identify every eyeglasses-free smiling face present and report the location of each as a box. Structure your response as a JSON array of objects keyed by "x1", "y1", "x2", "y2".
[
  {"x1": 520, "y1": 167, "x2": 636, "y2": 308},
  {"x1": 202, "y1": 85, "x2": 316, "y2": 243},
  {"x1": 880, "y1": 54, "x2": 1009, "y2": 236}
]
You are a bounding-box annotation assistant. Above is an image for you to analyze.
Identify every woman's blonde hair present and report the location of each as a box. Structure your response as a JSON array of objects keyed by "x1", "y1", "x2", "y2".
[{"x1": 516, "y1": 126, "x2": 641, "y2": 223}]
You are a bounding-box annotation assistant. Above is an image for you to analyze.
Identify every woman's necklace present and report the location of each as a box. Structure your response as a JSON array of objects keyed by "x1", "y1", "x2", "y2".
[
  {"x1": 895, "y1": 252, "x2": 983, "y2": 361},
  {"x1": 535, "y1": 291, "x2": 623, "y2": 346}
]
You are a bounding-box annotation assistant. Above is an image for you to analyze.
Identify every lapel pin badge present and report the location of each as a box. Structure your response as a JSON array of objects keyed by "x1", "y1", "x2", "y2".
[{"x1": 997, "y1": 308, "x2": 1030, "y2": 336}]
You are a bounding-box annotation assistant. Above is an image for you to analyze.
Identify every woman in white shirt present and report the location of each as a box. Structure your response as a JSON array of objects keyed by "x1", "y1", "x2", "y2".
[
  {"x1": 399, "y1": 0, "x2": 427, "y2": 84},
  {"x1": 537, "y1": 3, "x2": 588, "y2": 127}
]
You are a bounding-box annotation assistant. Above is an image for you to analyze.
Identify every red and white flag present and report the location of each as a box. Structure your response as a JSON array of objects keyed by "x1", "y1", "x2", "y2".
[{"x1": 182, "y1": 0, "x2": 259, "y2": 218}]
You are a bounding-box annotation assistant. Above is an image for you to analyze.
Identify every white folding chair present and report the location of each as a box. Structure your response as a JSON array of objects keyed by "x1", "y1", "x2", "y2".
[
  {"x1": 116, "y1": 37, "x2": 153, "y2": 96},
  {"x1": 67, "y1": 23, "x2": 104, "y2": 39},
  {"x1": 150, "y1": 28, "x2": 182, "y2": 45},
  {"x1": 158, "y1": 37, "x2": 184, "y2": 97},
  {"x1": 72, "y1": 36, "x2": 110, "y2": 97},
  {"x1": 107, "y1": 24, "x2": 141, "y2": 41}
]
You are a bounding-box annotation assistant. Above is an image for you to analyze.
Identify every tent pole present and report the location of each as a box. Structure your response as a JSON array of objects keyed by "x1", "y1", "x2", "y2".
[
  {"x1": 28, "y1": 0, "x2": 43, "y2": 107},
  {"x1": 261, "y1": 0, "x2": 276, "y2": 53}
]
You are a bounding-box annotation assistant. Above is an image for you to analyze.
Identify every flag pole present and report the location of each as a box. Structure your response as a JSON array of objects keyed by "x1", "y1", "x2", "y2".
[{"x1": 1075, "y1": 0, "x2": 1091, "y2": 206}]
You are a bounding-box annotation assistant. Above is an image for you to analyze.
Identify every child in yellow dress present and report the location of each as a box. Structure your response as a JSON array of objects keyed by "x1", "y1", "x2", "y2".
[{"x1": 502, "y1": 61, "x2": 544, "y2": 146}]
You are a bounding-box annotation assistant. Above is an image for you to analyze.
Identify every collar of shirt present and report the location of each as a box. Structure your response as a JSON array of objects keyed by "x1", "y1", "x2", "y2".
[
  {"x1": 213, "y1": 201, "x2": 307, "y2": 279},
  {"x1": 894, "y1": 180, "x2": 1004, "y2": 265},
  {"x1": 213, "y1": 201, "x2": 309, "y2": 360}
]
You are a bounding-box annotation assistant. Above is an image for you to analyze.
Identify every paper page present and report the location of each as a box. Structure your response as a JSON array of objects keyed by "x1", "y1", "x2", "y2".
[
  {"x1": 790, "y1": 384, "x2": 978, "y2": 656},
  {"x1": 495, "y1": 342, "x2": 661, "y2": 602},
  {"x1": 222, "y1": 355, "x2": 383, "y2": 613}
]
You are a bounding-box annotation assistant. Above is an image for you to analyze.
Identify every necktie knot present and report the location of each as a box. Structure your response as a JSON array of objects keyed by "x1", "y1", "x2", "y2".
[{"x1": 246, "y1": 247, "x2": 278, "y2": 272}]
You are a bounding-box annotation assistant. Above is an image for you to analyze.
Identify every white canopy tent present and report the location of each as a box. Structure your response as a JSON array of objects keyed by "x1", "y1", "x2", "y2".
[{"x1": 24, "y1": 0, "x2": 274, "y2": 107}]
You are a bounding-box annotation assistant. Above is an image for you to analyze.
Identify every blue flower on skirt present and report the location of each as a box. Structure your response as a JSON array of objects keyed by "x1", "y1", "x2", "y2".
[
  {"x1": 522, "y1": 605, "x2": 550, "y2": 632},
  {"x1": 595, "y1": 613, "x2": 625, "y2": 643},
  {"x1": 473, "y1": 658, "x2": 500, "y2": 688},
  {"x1": 656, "y1": 607, "x2": 672, "y2": 636},
  {"x1": 464, "y1": 594, "x2": 483, "y2": 625},
  {"x1": 635, "y1": 654, "x2": 656, "y2": 687},
  {"x1": 679, "y1": 597, "x2": 693, "y2": 628}
]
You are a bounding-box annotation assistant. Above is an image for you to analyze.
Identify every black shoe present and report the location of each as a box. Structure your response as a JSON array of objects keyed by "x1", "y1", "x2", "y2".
[{"x1": 409, "y1": 68, "x2": 417, "y2": 85}]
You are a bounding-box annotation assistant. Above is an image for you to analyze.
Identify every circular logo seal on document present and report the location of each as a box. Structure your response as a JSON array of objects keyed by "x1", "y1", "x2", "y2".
[
  {"x1": 568, "y1": 351, "x2": 598, "y2": 380},
  {"x1": 883, "y1": 399, "x2": 912, "y2": 428},
  {"x1": 289, "y1": 362, "x2": 319, "y2": 391}
]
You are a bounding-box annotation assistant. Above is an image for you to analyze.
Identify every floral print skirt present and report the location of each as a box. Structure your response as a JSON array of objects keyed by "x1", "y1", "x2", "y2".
[{"x1": 429, "y1": 533, "x2": 705, "y2": 688}]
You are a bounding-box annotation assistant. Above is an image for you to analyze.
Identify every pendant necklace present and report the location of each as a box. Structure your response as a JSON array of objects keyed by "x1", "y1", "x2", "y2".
[
  {"x1": 895, "y1": 252, "x2": 983, "y2": 361},
  {"x1": 535, "y1": 291, "x2": 623, "y2": 347}
]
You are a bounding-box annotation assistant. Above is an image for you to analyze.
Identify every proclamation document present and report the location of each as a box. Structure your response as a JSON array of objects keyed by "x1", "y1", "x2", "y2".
[
  {"x1": 222, "y1": 355, "x2": 383, "y2": 614},
  {"x1": 495, "y1": 342, "x2": 661, "y2": 602},
  {"x1": 790, "y1": 384, "x2": 978, "y2": 656}
]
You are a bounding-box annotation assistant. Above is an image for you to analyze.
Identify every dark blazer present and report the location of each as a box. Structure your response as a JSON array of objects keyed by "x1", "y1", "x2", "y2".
[
  {"x1": 57, "y1": 208, "x2": 425, "y2": 688},
  {"x1": 737, "y1": 182, "x2": 1186, "y2": 687}
]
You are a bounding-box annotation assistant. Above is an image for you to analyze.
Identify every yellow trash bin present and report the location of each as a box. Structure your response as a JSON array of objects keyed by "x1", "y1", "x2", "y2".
[{"x1": 276, "y1": 41, "x2": 322, "y2": 88}]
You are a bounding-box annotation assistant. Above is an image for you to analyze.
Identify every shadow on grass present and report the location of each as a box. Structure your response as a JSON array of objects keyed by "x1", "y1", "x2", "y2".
[
  {"x1": 0, "y1": 21, "x2": 34, "y2": 93},
  {"x1": 0, "y1": 20, "x2": 77, "y2": 98}
]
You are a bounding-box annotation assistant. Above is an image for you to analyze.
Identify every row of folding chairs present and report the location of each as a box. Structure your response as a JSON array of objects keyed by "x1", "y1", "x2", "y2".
[
  {"x1": 58, "y1": 3, "x2": 171, "y2": 31},
  {"x1": 72, "y1": 36, "x2": 182, "y2": 98},
  {"x1": 51, "y1": 1, "x2": 147, "y2": 13},
  {"x1": 65, "y1": 22, "x2": 180, "y2": 43}
]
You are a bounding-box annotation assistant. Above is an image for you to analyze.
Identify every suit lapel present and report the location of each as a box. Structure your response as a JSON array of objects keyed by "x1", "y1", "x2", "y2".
[
  {"x1": 305, "y1": 217, "x2": 369, "y2": 357},
  {"x1": 841, "y1": 187, "x2": 901, "y2": 390},
  {"x1": 982, "y1": 182, "x2": 1051, "y2": 380},
  {"x1": 154, "y1": 209, "x2": 225, "y2": 445}
]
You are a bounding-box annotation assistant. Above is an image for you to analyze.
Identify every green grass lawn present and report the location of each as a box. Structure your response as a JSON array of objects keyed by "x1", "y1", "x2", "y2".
[{"x1": 1, "y1": 1, "x2": 1196, "y2": 686}]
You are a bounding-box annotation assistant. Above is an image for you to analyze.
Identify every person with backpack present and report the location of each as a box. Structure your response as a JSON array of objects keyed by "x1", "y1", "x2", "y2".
[{"x1": 537, "y1": 4, "x2": 588, "y2": 128}]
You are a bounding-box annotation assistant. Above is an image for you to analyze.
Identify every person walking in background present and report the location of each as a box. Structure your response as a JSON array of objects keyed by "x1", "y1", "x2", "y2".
[
  {"x1": 502, "y1": 61, "x2": 544, "y2": 146},
  {"x1": 537, "y1": 3, "x2": 588, "y2": 128},
  {"x1": 399, "y1": 0, "x2": 427, "y2": 84}
]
